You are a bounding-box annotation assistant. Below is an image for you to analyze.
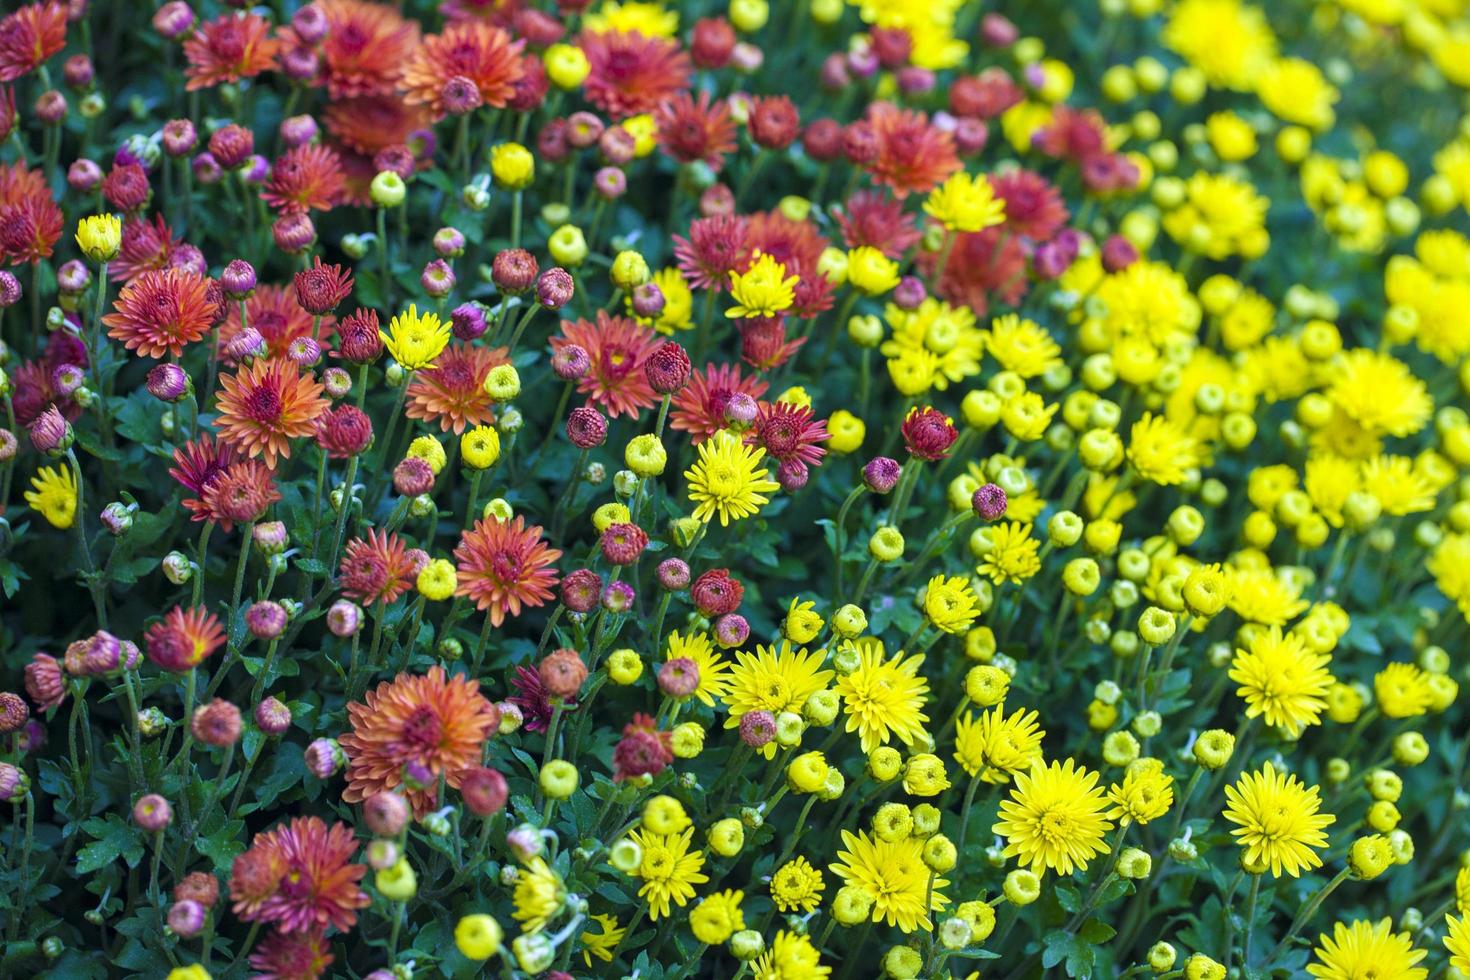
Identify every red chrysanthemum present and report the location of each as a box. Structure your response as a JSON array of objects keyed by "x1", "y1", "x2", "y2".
[
  {"x1": 289, "y1": 0, "x2": 420, "y2": 99},
  {"x1": 248, "y1": 928, "x2": 335, "y2": 980},
  {"x1": 400, "y1": 22, "x2": 525, "y2": 119},
  {"x1": 232, "y1": 816, "x2": 368, "y2": 934},
  {"x1": 453, "y1": 516, "x2": 562, "y2": 627},
  {"x1": 9, "y1": 357, "x2": 78, "y2": 426},
  {"x1": 579, "y1": 29, "x2": 691, "y2": 120},
  {"x1": 215, "y1": 358, "x2": 330, "y2": 467},
  {"x1": 200, "y1": 460, "x2": 282, "y2": 530},
  {"x1": 339, "y1": 528, "x2": 418, "y2": 606},
  {"x1": 0, "y1": 161, "x2": 60, "y2": 266},
  {"x1": 261, "y1": 144, "x2": 346, "y2": 215},
  {"x1": 404, "y1": 342, "x2": 509, "y2": 433},
  {"x1": 747, "y1": 399, "x2": 828, "y2": 468},
  {"x1": 613, "y1": 712, "x2": 673, "y2": 781},
  {"x1": 672, "y1": 214, "x2": 750, "y2": 292},
  {"x1": 1031, "y1": 105, "x2": 1108, "y2": 165},
  {"x1": 508, "y1": 664, "x2": 572, "y2": 734},
  {"x1": 340, "y1": 666, "x2": 500, "y2": 816},
  {"x1": 950, "y1": 68, "x2": 1023, "y2": 120},
  {"x1": 172, "y1": 434, "x2": 239, "y2": 525},
  {"x1": 322, "y1": 95, "x2": 431, "y2": 156},
  {"x1": 0, "y1": 2, "x2": 67, "y2": 83},
  {"x1": 901, "y1": 405, "x2": 959, "y2": 460},
  {"x1": 102, "y1": 268, "x2": 219, "y2": 359},
  {"x1": 744, "y1": 209, "x2": 828, "y2": 278},
  {"x1": 836, "y1": 189, "x2": 921, "y2": 258},
  {"x1": 441, "y1": 0, "x2": 524, "y2": 25},
  {"x1": 918, "y1": 225, "x2": 1029, "y2": 315},
  {"x1": 740, "y1": 316, "x2": 807, "y2": 371},
  {"x1": 669, "y1": 361, "x2": 769, "y2": 443},
  {"x1": 183, "y1": 12, "x2": 278, "y2": 91},
  {"x1": 863, "y1": 101, "x2": 961, "y2": 198},
  {"x1": 145, "y1": 605, "x2": 226, "y2": 673},
  {"x1": 991, "y1": 168, "x2": 1070, "y2": 242},
  {"x1": 550, "y1": 311, "x2": 661, "y2": 419},
  {"x1": 108, "y1": 215, "x2": 181, "y2": 283},
  {"x1": 218, "y1": 285, "x2": 335, "y2": 364},
  {"x1": 655, "y1": 90, "x2": 737, "y2": 171}
]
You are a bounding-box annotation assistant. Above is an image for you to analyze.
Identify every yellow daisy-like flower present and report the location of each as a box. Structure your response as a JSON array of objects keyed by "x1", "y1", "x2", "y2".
[
  {"x1": 1161, "y1": 0, "x2": 1277, "y2": 91},
  {"x1": 922, "y1": 574, "x2": 979, "y2": 634},
  {"x1": 1303, "y1": 454, "x2": 1360, "y2": 528},
  {"x1": 1306, "y1": 918, "x2": 1427, "y2": 980},
  {"x1": 1258, "y1": 57, "x2": 1339, "y2": 132},
  {"x1": 1105, "y1": 758, "x2": 1174, "y2": 827},
  {"x1": 25, "y1": 464, "x2": 77, "y2": 530},
  {"x1": 829, "y1": 829, "x2": 950, "y2": 933},
  {"x1": 1429, "y1": 533, "x2": 1470, "y2": 623},
  {"x1": 380, "y1": 304, "x2": 451, "y2": 371},
  {"x1": 583, "y1": 0, "x2": 678, "y2": 37},
  {"x1": 75, "y1": 213, "x2": 122, "y2": 263},
  {"x1": 1229, "y1": 626, "x2": 1334, "y2": 738},
  {"x1": 993, "y1": 758, "x2": 1115, "y2": 877},
  {"x1": 753, "y1": 930, "x2": 831, "y2": 980},
  {"x1": 881, "y1": 299, "x2": 982, "y2": 390},
  {"x1": 726, "y1": 252, "x2": 798, "y2": 319},
  {"x1": 1222, "y1": 762, "x2": 1335, "y2": 877},
  {"x1": 1373, "y1": 662, "x2": 1433, "y2": 719},
  {"x1": 722, "y1": 640, "x2": 834, "y2": 757},
  {"x1": 954, "y1": 704, "x2": 1045, "y2": 784},
  {"x1": 976, "y1": 521, "x2": 1041, "y2": 586},
  {"x1": 832, "y1": 641, "x2": 930, "y2": 753},
  {"x1": 634, "y1": 267, "x2": 694, "y2": 334},
  {"x1": 1225, "y1": 564, "x2": 1309, "y2": 626},
  {"x1": 580, "y1": 913, "x2": 626, "y2": 966},
  {"x1": 1445, "y1": 914, "x2": 1470, "y2": 975},
  {"x1": 923, "y1": 172, "x2": 1006, "y2": 233},
  {"x1": 511, "y1": 856, "x2": 566, "y2": 934},
  {"x1": 770, "y1": 856, "x2": 825, "y2": 913},
  {"x1": 1127, "y1": 413, "x2": 1200, "y2": 486},
  {"x1": 984, "y1": 314, "x2": 1062, "y2": 379},
  {"x1": 664, "y1": 630, "x2": 731, "y2": 707},
  {"x1": 690, "y1": 889, "x2": 745, "y2": 945},
  {"x1": 1162, "y1": 172, "x2": 1270, "y2": 261},
  {"x1": 1326, "y1": 350, "x2": 1432, "y2": 439},
  {"x1": 627, "y1": 827, "x2": 709, "y2": 921},
  {"x1": 1360, "y1": 454, "x2": 1437, "y2": 516},
  {"x1": 684, "y1": 429, "x2": 782, "y2": 526}
]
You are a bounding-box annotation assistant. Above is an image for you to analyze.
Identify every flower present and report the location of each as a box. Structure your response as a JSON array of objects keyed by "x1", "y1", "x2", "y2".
[
  {"x1": 551, "y1": 311, "x2": 662, "y2": 419},
  {"x1": 24, "y1": 463, "x2": 75, "y2": 529},
  {"x1": 453, "y1": 516, "x2": 562, "y2": 627},
  {"x1": 746, "y1": 400, "x2": 828, "y2": 471},
  {"x1": 830, "y1": 829, "x2": 950, "y2": 932},
  {"x1": 581, "y1": 914, "x2": 626, "y2": 966},
  {"x1": 248, "y1": 928, "x2": 335, "y2": 980},
  {"x1": 833, "y1": 641, "x2": 929, "y2": 753},
  {"x1": 993, "y1": 759, "x2": 1115, "y2": 876},
  {"x1": 684, "y1": 429, "x2": 782, "y2": 526},
  {"x1": 145, "y1": 606, "x2": 226, "y2": 673},
  {"x1": 109, "y1": 215, "x2": 182, "y2": 283},
  {"x1": 1128, "y1": 413, "x2": 1199, "y2": 486},
  {"x1": 664, "y1": 630, "x2": 730, "y2": 707},
  {"x1": 339, "y1": 529, "x2": 419, "y2": 606},
  {"x1": 673, "y1": 215, "x2": 750, "y2": 291},
  {"x1": 923, "y1": 575, "x2": 980, "y2": 634},
  {"x1": 262, "y1": 145, "x2": 346, "y2": 215},
  {"x1": 838, "y1": 189, "x2": 922, "y2": 259},
  {"x1": 405, "y1": 342, "x2": 509, "y2": 432},
  {"x1": 1229, "y1": 627, "x2": 1334, "y2": 738},
  {"x1": 984, "y1": 314, "x2": 1062, "y2": 379},
  {"x1": 508, "y1": 664, "x2": 573, "y2": 734},
  {"x1": 1444, "y1": 914, "x2": 1470, "y2": 975},
  {"x1": 1374, "y1": 662, "x2": 1433, "y2": 718},
  {"x1": 0, "y1": 2, "x2": 68, "y2": 83},
  {"x1": 199, "y1": 460, "x2": 282, "y2": 529},
  {"x1": 690, "y1": 891, "x2": 744, "y2": 945},
  {"x1": 1326, "y1": 350, "x2": 1432, "y2": 439},
  {"x1": 1106, "y1": 759, "x2": 1174, "y2": 826},
  {"x1": 864, "y1": 102, "x2": 961, "y2": 198},
  {"x1": 292, "y1": 0, "x2": 420, "y2": 100},
  {"x1": 102, "y1": 269, "x2": 219, "y2": 359},
  {"x1": 770, "y1": 856, "x2": 824, "y2": 913},
  {"x1": 380, "y1": 304, "x2": 451, "y2": 371},
  {"x1": 977, "y1": 521, "x2": 1041, "y2": 585},
  {"x1": 726, "y1": 252, "x2": 798, "y2": 320},
  {"x1": 1161, "y1": 0, "x2": 1276, "y2": 91},
  {"x1": 1306, "y1": 918, "x2": 1427, "y2": 980},
  {"x1": 1222, "y1": 762, "x2": 1335, "y2": 877},
  {"x1": 655, "y1": 90, "x2": 737, "y2": 170},
  {"x1": 924, "y1": 173, "x2": 1006, "y2": 233},
  {"x1": 512, "y1": 856, "x2": 566, "y2": 934},
  {"x1": 215, "y1": 358, "x2": 330, "y2": 467},
  {"x1": 900, "y1": 406, "x2": 957, "y2": 460},
  {"x1": 231, "y1": 816, "x2": 368, "y2": 933},
  {"x1": 954, "y1": 704, "x2": 1044, "y2": 783},
  {"x1": 670, "y1": 362, "x2": 769, "y2": 443},
  {"x1": 722, "y1": 640, "x2": 834, "y2": 758},
  {"x1": 753, "y1": 930, "x2": 830, "y2": 980},
  {"x1": 184, "y1": 12, "x2": 279, "y2": 90},
  {"x1": 401, "y1": 22, "x2": 525, "y2": 119},
  {"x1": 339, "y1": 666, "x2": 500, "y2": 817},
  {"x1": 219, "y1": 285, "x2": 330, "y2": 362},
  {"x1": 75, "y1": 214, "x2": 122, "y2": 263},
  {"x1": 627, "y1": 827, "x2": 708, "y2": 920},
  {"x1": 579, "y1": 29, "x2": 691, "y2": 119}
]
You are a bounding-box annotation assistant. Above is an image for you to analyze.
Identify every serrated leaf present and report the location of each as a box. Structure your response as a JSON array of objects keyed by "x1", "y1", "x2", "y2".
[{"x1": 75, "y1": 814, "x2": 144, "y2": 875}]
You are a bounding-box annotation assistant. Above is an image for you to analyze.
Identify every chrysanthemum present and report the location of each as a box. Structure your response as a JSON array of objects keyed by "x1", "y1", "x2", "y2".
[
  {"x1": 833, "y1": 641, "x2": 929, "y2": 753},
  {"x1": 585, "y1": 1, "x2": 679, "y2": 37},
  {"x1": 101, "y1": 268, "x2": 219, "y2": 360},
  {"x1": 581, "y1": 914, "x2": 626, "y2": 966},
  {"x1": 508, "y1": 664, "x2": 572, "y2": 734},
  {"x1": 919, "y1": 224, "x2": 1028, "y2": 315},
  {"x1": 405, "y1": 343, "x2": 509, "y2": 433},
  {"x1": 1360, "y1": 454, "x2": 1437, "y2": 516},
  {"x1": 24, "y1": 463, "x2": 75, "y2": 529},
  {"x1": 991, "y1": 169, "x2": 1069, "y2": 241},
  {"x1": 1222, "y1": 762, "x2": 1335, "y2": 877},
  {"x1": 954, "y1": 704, "x2": 1045, "y2": 783},
  {"x1": 339, "y1": 528, "x2": 419, "y2": 606},
  {"x1": 108, "y1": 214, "x2": 181, "y2": 283},
  {"x1": 1162, "y1": 0, "x2": 1277, "y2": 91},
  {"x1": 830, "y1": 829, "x2": 950, "y2": 932},
  {"x1": 879, "y1": 299, "x2": 981, "y2": 393},
  {"x1": 1127, "y1": 412, "x2": 1199, "y2": 486},
  {"x1": 1326, "y1": 350, "x2": 1432, "y2": 438},
  {"x1": 512, "y1": 856, "x2": 566, "y2": 934},
  {"x1": 670, "y1": 362, "x2": 769, "y2": 443},
  {"x1": 655, "y1": 90, "x2": 737, "y2": 171},
  {"x1": 1445, "y1": 914, "x2": 1470, "y2": 975},
  {"x1": 1258, "y1": 57, "x2": 1339, "y2": 131},
  {"x1": 753, "y1": 930, "x2": 831, "y2": 980},
  {"x1": 923, "y1": 575, "x2": 980, "y2": 634},
  {"x1": 745, "y1": 210, "x2": 830, "y2": 284},
  {"x1": 1229, "y1": 627, "x2": 1334, "y2": 738},
  {"x1": 770, "y1": 856, "x2": 825, "y2": 913},
  {"x1": 1430, "y1": 533, "x2": 1470, "y2": 622},
  {"x1": 836, "y1": 189, "x2": 922, "y2": 259},
  {"x1": 323, "y1": 95, "x2": 432, "y2": 156},
  {"x1": 380, "y1": 304, "x2": 451, "y2": 372},
  {"x1": 551, "y1": 312, "x2": 661, "y2": 419},
  {"x1": 198, "y1": 460, "x2": 282, "y2": 531},
  {"x1": 976, "y1": 521, "x2": 1041, "y2": 585},
  {"x1": 984, "y1": 314, "x2": 1062, "y2": 379},
  {"x1": 673, "y1": 215, "x2": 751, "y2": 291},
  {"x1": 1161, "y1": 172, "x2": 1270, "y2": 260},
  {"x1": 726, "y1": 252, "x2": 798, "y2": 320},
  {"x1": 145, "y1": 605, "x2": 226, "y2": 673},
  {"x1": 924, "y1": 172, "x2": 1006, "y2": 233},
  {"x1": 183, "y1": 12, "x2": 279, "y2": 91},
  {"x1": 1374, "y1": 662, "x2": 1433, "y2": 718},
  {"x1": 1306, "y1": 918, "x2": 1427, "y2": 980},
  {"x1": 1225, "y1": 565, "x2": 1309, "y2": 626},
  {"x1": 579, "y1": 29, "x2": 692, "y2": 120},
  {"x1": 746, "y1": 400, "x2": 827, "y2": 470},
  {"x1": 722, "y1": 640, "x2": 834, "y2": 757},
  {"x1": 401, "y1": 22, "x2": 525, "y2": 119},
  {"x1": 293, "y1": 0, "x2": 420, "y2": 99},
  {"x1": 994, "y1": 759, "x2": 1114, "y2": 876},
  {"x1": 685, "y1": 429, "x2": 782, "y2": 526},
  {"x1": 0, "y1": 2, "x2": 67, "y2": 83},
  {"x1": 0, "y1": 162, "x2": 61, "y2": 266},
  {"x1": 664, "y1": 630, "x2": 730, "y2": 707},
  {"x1": 1106, "y1": 758, "x2": 1174, "y2": 827},
  {"x1": 864, "y1": 102, "x2": 961, "y2": 198},
  {"x1": 262, "y1": 144, "x2": 346, "y2": 215},
  {"x1": 627, "y1": 827, "x2": 708, "y2": 920},
  {"x1": 235, "y1": 816, "x2": 369, "y2": 933},
  {"x1": 215, "y1": 359, "x2": 329, "y2": 468},
  {"x1": 453, "y1": 516, "x2": 562, "y2": 627},
  {"x1": 219, "y1": 286, "x2": 332, "y2": 363},
  {"x1": 340, "y1": 666, "x2": 500, "y2": 816},
  {"x1": 248, "y1": 928, "x2": 335, "y2": 980}
]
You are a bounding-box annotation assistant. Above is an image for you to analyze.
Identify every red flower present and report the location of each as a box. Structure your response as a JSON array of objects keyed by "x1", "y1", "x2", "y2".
[
  {"x1": 453, "y1": 516, "x2": 562, "y2": 627},
  {"x1": 103, "y1": 269, "x2": 219, "y2": 359},
  {"x1": 1031, "y1": 105, "x2": 1108, "y2": 165},
  {"x1": 262, "y1": 145, "x2": 346, "y2": 215},
  {"x1": 171, "y1": 434, "x2": 238, "y2": 523},
  {"x1": 991, "y1": 169, "x2": 1069, "y2": 242},
  {"x1": 836, "y1": 189, "x2": 921, "y2": 259},
  {"x1": 248, "y1": 928, "x2": 335, "y2": 980},
  {"x1": 863, "y1": 101, "x2": 960, "y2": 198},
  {"x1": 669, "y1": 361, "x2": 769, "y2": 443},
  {"x1": 748, "y1": 95, "x2": 800, "y2": 150},
  {"x1": 613, "y1": 713, "x2": 672, "y2": 781},
  {"x1": 219, "y1": 285, "x2": 335, "y2": 363},
  {"x1": 232, "y1": 816, "x2": 369, "y2": 933},
  {"x1": 950, "y1": 68, "x2": 1022, "y2": 120},
  {"x1": 183, "y1": 12, "x2": 278, "y2": 91},
  {"x1": 550, "y1": 311, "x2": 661, "y2": 419},
  {"x1": 508, "y1": 664, "x2": 572, "y2": 734},
  {"x1": 672, "y1": 215, "x2": 750, "y2": 292},
  {"x1": 747, "y1": 399, "x2": 828, "y2": 468},
  {"x1": 109, "y1": 215, "x2": 182, "y2": 283},
  {"x1": 401, "y1": 22, "x2": 525, "y2": 119},
  {"x1": 740, "y1": 316, "x2": 805, "y2": 372},
  {"x1": 0, "y1": 161, "x2": 60, "y2": 266},
  {"x1": 200, "y1": 460, "x2": 282, "y2": 529},
  {"x1": 315, "y1": 404, "x2": 374, "y2": 458},
  {"x1": 901, "y1": 406, "x2": 958, "y2": 461},
  {"x1": 918, "y1": 225, "x2": 1028, "y2": 315},
  {"x1": 340, "y1": 529, "x2": 419, "y2": 606},
  {"x1": 289, "y1": 0, "x2": 420, "y2": 100},
  {"x1": 404, "y1": 342, "x2": 509, "y2": 433},
  {"x1": 145, "y1": 605, "x2": 226, "y2": 673},
  {"x1": 215, "y1": 358, "x2": 330, "y2": 467},
  {"x1": 340, "y1": 666, "x2": 500, "y2": 816},
  {"x1": 579, "y1": 29, "x2": 691, "y2": 119},
  {"x1": 323, "y1": 95, "x2": 431, "y2": 156},
  {"x1": 691, "y1": 568, "x2": 743, "y2": 616},
  {"x1": 655, "y1": 90, "x2": 736, "y2": 171},
  {"x1": 0, "y1": 3, "x2": 67, "y2": 83}
]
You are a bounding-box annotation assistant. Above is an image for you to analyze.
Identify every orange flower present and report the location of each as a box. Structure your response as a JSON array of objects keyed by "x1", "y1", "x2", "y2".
[
  {"x1": 109, "y1": 215, "x2": 182, "y2": 283},
  {"x1": 579, "y1": 29, "x2": 691, "y2": 120},
  {"x1": 550, "y1": 311, "x2": 662, "y2": 419},
  {"x1": 340, "y1": 666, "x2": 500, "y2": 817},
  {"x1": 864, "y1": 101, "x2": 961, "y2": 199},
  {"x1": 183, "y1": 12, "x2": 278, "y2": 91},
  {"x1": 404, "y1": 342, "x2": 509, "y2": 433},
  {"x1": 294, "y1": 0, "x2": 420, "y2": 100},
  {"x1": 261, "y1": 143, "x2": 346, "y2": 215},
  {"x1": 400, "y1": 22, "x2": 525, "y2": 120},
  {"x1": 145, "y1": 605, "x2": 226, "y2": 673},
  {"x1": 215, "y1": 358, "x2": 329, "y2": 467},
  {"x1": 231, "y1": 816, "x2": 368, "y2": 934},
  {"x1": 339, "y1": 528, "x2": 419, "y2": 606},
  {"x1": 454, "y1": 516, "x2": 562, "y2": 627},
  {"x1": 218, "y1": 285, "x2": 335, "y2": 363},
  {"x1": 323, "y1": 95, "x2": 431, "y2": 156},
  {"x1": 103, "y1": 268, "x2": 220, "y2": 359},
  {"x1": 0, "y1": 2, "x2": 68, "y2": 83}
]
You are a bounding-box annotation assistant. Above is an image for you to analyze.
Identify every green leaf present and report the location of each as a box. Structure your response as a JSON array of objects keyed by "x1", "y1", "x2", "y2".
[
  {"x1": 1042, "y1": 930, "x2": 1096, "y2": 978},
  {"x1": 1079, "y1": 918, "x2": 1116, "y2": 944},
  {"x1": 196, "y1": 819, "x2": 247, "y2": 870},
  {"x1": 75, "y1": 814, "x2": 145, "y2": 875}
]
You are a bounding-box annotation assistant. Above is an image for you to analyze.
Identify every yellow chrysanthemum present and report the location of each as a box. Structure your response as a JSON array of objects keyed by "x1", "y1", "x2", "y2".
[
  {"x1": 665, "y1": 630, "x2": 731, "y2": 707},
  {"x1": 583, "y1": 0, "x2": 678, "y2": 36},
  {"x1": 954, "y1": 704, "x2": 1045, "y2": 784},
  {"x1": 726, "y1": 252, "x2": 797, "y2": 320},
  {"x1": 976, "y1": 521, "x2": 1041, "y2": 585},
  {"x1": 1162, "y1": 0, "x2": 1278, "y2": 91},
  {"x1": 511, "y1": 856, "x2": 566, "y2": 934},
  {"x1": 1222, "y1": 762, "x2": 1335, "y2": 877},
  {"x1": 1106, "y1": 758, "x2": 1174, "y2": 827},
  {"x1": 993, "y1": 759, "x2": 1115, "y2": 876},
  {"x1": 752, "y1": 929, "x2": 831, "y2": 980},
  {"x1": 1327, "y1": 350, "x2": 1432, "y2": 439},
  {"x1": 580, "y1": 914, "x2": 625, "y2": 966},
  {"x1": 922, "y1": 574, "x2": 980, "y2": 634},
  {"x1": 830, "y1": 829, "x2": 950, "y2": 932},
  {"x1": 770, "y1": 856, "x2": 824, "y2": 913},
  {"x1": 380, "y1": 304, "x2": 451, "y2": 371},
  {"x1": 1229, "y1": 627, "x2": 1334, "y2": 738},
  {"x1": 923, "y1": 172, "x2": 1006, "y2": 233},
  {"x1": 1430, "y1": 533, "x2": 1470, "y2": 623},
  {"x1": 25, "y1": 464, "x2": 77, "y2": 530},
  {"x1": 1127, "y1": 413, "x2": 1200, "y2": 486},
  {"x1": 723, "y1": 641, "x2": 834, "y2": 757},
  {"x1": 881, "y1": 299, "x2": 982, "y2": 391},
  {"x1": 1306, "y1": 918, "x2": 1427, "y2": 980},
  {"x1": 1258, "y1": 57, "x2": 1339, "y2": 131},
  {"x1": 1446, "y1": 914, "x2": 1470, "y2": 975},
  {"x1": 832, "y1": 642, "x2": 930, "y2": 753},
  {"x1": 627, "y1": 827, "x2": 708, "y2": 920},
  {"x1": 684, "y1": 429, "x2": 782, "y2": 526},
  {"x1": 1162, "y1": 172, "x2": 1270, "y2": 261},
  {"x1": 984, "y1": 314, "x2": 1062, "y2": 379}
]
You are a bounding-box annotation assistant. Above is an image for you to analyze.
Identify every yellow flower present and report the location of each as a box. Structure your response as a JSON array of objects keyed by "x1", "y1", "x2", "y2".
[
  {"x1": 722, "y1": 640, "x2": 834, "y2": 757},
  {"x1": 684, "y1": 429, "x2": 781, "y2": 526},
  {"x1": 752, "y1": 930, "x2": 831, "y2": 980},
  {"x1": 1229, "y1": 627, "x2": 1334, "y2": 737},
  {"x1": 955, "y1": 704, "x2": 1045, "y2": 783},
  {"x1": 627, "y1": 827, "x2": 708, "y2": 920},
  {"x1": 543, "y1": 43, "x2": 590, "y2": 89},
  {"x1": 770, "y1": 856, "x2": 824, "y2": 913},
  {"x1": 902, "y1": 753, "x2": 951, "y2": 796},
  {"x1": 689, "y1": 890, "x2": 745, "y2": 945},
  {"x1": 846, "y1": 246, "x2": 900, "y2": 296},
  {"x1": 25, "y1": 464, "x2": 77, "y2": 529},
  {"x1": 830, "y1": 829, "x2": 950, "y2": 933},
  {"x1": 511, "y1": 856, "x2": 566, "y2": 934},
  {"x1": 1162, "y1": 172, "x2": 1270, "y2": 260},
  {"x1": 634, "y1": 267, "x2": 694, "y2": 333},
  {"x1": 1162, "y1": 0, "x2": 1277, "y2": 91},
  {"x1": 1258, "y1": 57, "x2": 1339, "y2": 132},
  {"x1": 580, "y1": 914, "x2": 625, "y2": 966},
  {"x1": 984, "y1": 314, "x2": 1061, "y2": 379},
  {"x1": 665, "y1": 630, "x2": 731, "y2": 707},
  {"x1": 1327, "y1": 350, "x2": 1432, "y2": 438},
  {"x1": 461, "y1": 425, "x2": 502, "y2": 470},
  {"x1": 1306, "y1": 918, "x2": 1426, "y2": 980},
  {"x1": 1374, "y1": 662, "x2": 1433, "y2": 718},
  {"x1": 416, "y1": 559, "x2": 458, "y2": 601},
  {"x1": 726, "y1": 252, "x2": 797, "y2": 319},
  {"x1": 490, "y1": 142, "x2": 535, "y2": 190},
  {"x1": 407, "y1": 435, "x2": 447, "y2": 474},
  {"x1": 583, "y1": 0, "x2": 678, "y2": 36},
  {"x1": 380, "y1": 305, "x2": 451, "y2": 371},
  {"x1": 923, "y1": 173, "x2": 1006, "y2": 233},
  {"x1": 976, "y1": 521, "x2": 1041, "y2": 585},
  {"x1": 1222, "y1": 762, "x2": 1335, "y2": 877},
  {"x1": 1106, "y1": 758, "x2": 1174, "y2": 826},
  {"x1": 993, "y1": 758, "x2": 1114, "y2": 876},
  {"x1": 881, "y1": 299, "x2": 982, "y2": 390},
  {"x1": 832, "y1": 641, "x2": 930, "y2": 753},
  {"x1": 1127, "y1": 413, "x2": 1200, "y2": 486},
  {"x1": 1445, "y1": 914, "x2": 1470, "y2": 975},
  {"x1": 922, "y1": 574, "x2": 979, "y2": 634},
  {"x1": 75, "y1": 213, "x2": 122, "y2": 263}
]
